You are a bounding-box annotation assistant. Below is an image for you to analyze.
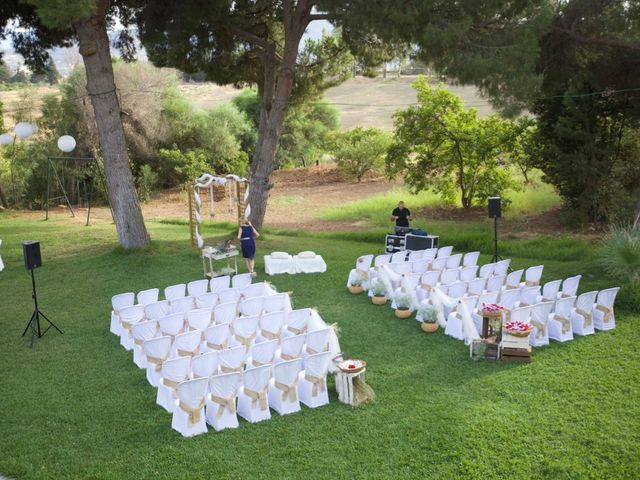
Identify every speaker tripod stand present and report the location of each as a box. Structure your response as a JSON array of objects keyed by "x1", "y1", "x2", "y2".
[
  {"x1": 490, "y1": 215, "x2": 504, "y2": 263},
  {"x1": 21, "y1": 267, "x2": 63, "y2": 348}
]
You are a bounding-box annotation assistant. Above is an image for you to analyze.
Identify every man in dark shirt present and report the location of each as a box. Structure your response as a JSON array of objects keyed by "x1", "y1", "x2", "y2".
[{"x1": 391, "y1": 201, "x2": 412, "y2": 227}]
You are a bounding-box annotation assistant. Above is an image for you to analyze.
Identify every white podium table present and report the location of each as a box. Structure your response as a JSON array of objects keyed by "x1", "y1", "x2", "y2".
[{"x1": 201, "y1": 246, "x2": 239, "y2": 278}]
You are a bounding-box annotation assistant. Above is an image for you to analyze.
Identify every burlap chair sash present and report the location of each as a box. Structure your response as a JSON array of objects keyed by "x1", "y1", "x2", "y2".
[
  {"x1": 304, "y1": 374, "x2": 326, "y2": 397},
  {"x1": 163, "y1": 378, "x2": 181, "y2": 390},
  {"x1": 530, "y1": 319, "x2": 546, "y2": 339},
  {"x1": 287, "y1": 325, "x2": 306, "y2": 335},
  {"x1": 179, "y1": 399, "x2": 205, "y2": 426},
  {"x1": 525, "y1": 280, "x2": 540, "y2": 287},
  {"x1": 147, "y1": 355, "x2": 166, "y2": 372},
  {"x1": 595, "y1": 304, "x2": 613, "y2": 323},
  {"x1": 206, "y1": 340, "x2": 228, "y2": 351},
  {"x1": 506, "y1": 284, "x2": 519, "y2": 290},
  {"x1": 178, "y1": 346, "x2": 200, "y2": 357},
  {"x1": 244, "y1": 387, "x2": 268, "y2": 410},
  {"x1": 553, "y1": 313, "x2": 571, "y2": 334},
  {"x1": 235, "y1": 332, "x2": 256, "y2": 350},
  {"x1": 121, "y1": 320, "x2": 134, "y2": 331},
  {"x1": 420, "y1": 283, "x2": 433, "y2": 291},
  {"x1": 280, "y1": 352, "x2": 299, "y2": 361},
  {"x1": 134, "y1": 338, "x2": 144, "y2": 347},
  {"x1": 306, "y1": 345, "x2": 321, "y2": 355},
  {"x1": 275, "y1": 379, "x2": 299, "y2": 402},
  {"x1": 261, "y1": 329, "x2": 280, "y2": 341},
  {"x1": 220, "y1": 364, "x2": 243, "y2": 374},
  {"x1": 576, "y1": 307, "x2": 593, "y2": 328},
  {"x1": 211, "y1": 395, "x2": 236, "y2": 418}
]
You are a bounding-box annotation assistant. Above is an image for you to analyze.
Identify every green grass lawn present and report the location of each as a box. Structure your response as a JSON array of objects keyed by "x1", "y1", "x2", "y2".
[{"x1": 0, "y1": 216, "x2": 638, "y2": 479}]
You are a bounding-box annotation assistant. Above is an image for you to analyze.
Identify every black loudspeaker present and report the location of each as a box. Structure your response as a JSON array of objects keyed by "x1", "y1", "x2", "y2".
[
  {"x1": 23, "y1": 240, "x2": 42, "y2": 270},
  {"x1": 488, "y1": 197, "x2": 502, "y2": 219}
]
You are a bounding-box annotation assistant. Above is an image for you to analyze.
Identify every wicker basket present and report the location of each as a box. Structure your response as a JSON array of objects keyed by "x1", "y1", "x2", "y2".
[
  {"x1": 348, "y1": 285, "x2": 364, "y2": 294},
  {"x1": 421, "y1": 322, "x2": 438, "y2": 333},
  {"x1": 481, "y1": 309, "x2": 504, "y2": 319},
  {"x1": 371, "y1": 295, "x2": 387, "y2": 305},
  {"x1": 336, "y1": 359, "x2": 367, "y2": 374},
  {"x1": 395, "y1": 308, "x2": 412, "y2": 319},
  {"x1": 504, "y1": 328, "x2": 532, "y2": 337}
]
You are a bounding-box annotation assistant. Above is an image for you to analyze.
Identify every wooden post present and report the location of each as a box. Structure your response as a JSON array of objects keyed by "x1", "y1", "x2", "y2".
[
  {"x1": 236, "y1": 181, "x2": 247, "y2": 225},
  {"x1": 188, "y1": 185, "x2": 195, "y2": 248}
]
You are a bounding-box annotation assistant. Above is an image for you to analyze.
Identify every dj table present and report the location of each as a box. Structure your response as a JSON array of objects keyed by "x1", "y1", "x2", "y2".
[{"x1": 385, "y1": 229, "x2": 439, "y2": 253}]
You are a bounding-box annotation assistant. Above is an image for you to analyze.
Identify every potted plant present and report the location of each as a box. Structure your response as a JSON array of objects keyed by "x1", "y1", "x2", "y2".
[
  {"x1": 417, "y1": 304, "x2": 439, "y2": 332},
  {"x1": 394, "y1": 292, "x2": 413, "y2": 319},
  {"x1": 348, "y1": 272, "x2": 366, "y2": 294},
  {"x1": 370, "y1": 278, "x2": 387, "y2": 305}
]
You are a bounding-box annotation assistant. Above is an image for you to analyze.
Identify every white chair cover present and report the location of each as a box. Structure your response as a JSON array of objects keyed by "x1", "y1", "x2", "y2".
[
  {"x1": 467, "y1": 278, "x2": 486, "y2": 296},
  {"x1": 173, "y1": 329, "x2": 202, "y2": 358},
  {"x1": 298, "y1": 351, "x2": 333, "y2": 408},
  {"x1": 143, "y1": 336, "x2": 172, "y2": 387},
  {"x1": 391, "y1": 262, "x2": 412, "y2": 275},
  {"x1": 391, "y1": 251, "x2": 407, "y2": 263},
  {"x1": 499, "y1": 288, "x2": 520, "y2": 310},
  {"x1": 592, "y1": 287, "x2": 619, "y2": 331},
  {"x1": 209, "y1": 275, "x2": 230, "y2": 293},
  {"x1": 232, "y1": 273, "x2": 252, "y2": 289},
  {"x1": 463, "y1": 251, "x2": 480, "y2": 267},
  {"x1": 259, "y1": 311, "x2": 284, "y2": 342},
  {"x1": 445, "y1": 295, "x2": 478, "y2": 341},
  {"x1": 187, "y1": 308, "x2": 212, "y2": 331},
  {"x1": 171, "y1": 296, "x2": 195, "y2": 315},
  {"x1": 529, "y1": 301, "x2": 554, "y2": 347},
  {"x1": 187, "y1": 279, "x2": 209, "y2": 297},
  {"x1": 278, "y1": 334, "x2": 306, "y2": 363},
  {"x1": 237, "y1": 365, "x2": 272, "y2": 423},
  {"x1": 510, "y1": 305, "x2": 532, "y2": 324},
  {"x1": 571, "y1": 290, "x2": 598, "y2": 336},
  {"x1": 494, "y1": 259, "x2": 511, "y2": 276},
  {"x1": 111, "y1": 292, "x2": 135, "y2": 335},
  {"x1": 423, "y1": 248, "x2": 438, "y2": 260},
  {"x1": 196, "y1": 292, "x2": 218, "y2": 309},
  {"x1": 214, "y1": 302, "x2": 238, "y2": 325},
  {"x1": 478, "y1": 263, "x2": 495, "y2": 279},
  {"x1": 519, "y1": 286, "x2": 541, "y2": 307},
  {"x1": 191, "y1": 350, "x2": 219, "y2": 379},
  {"x1": 286, "y1": 308, "x2": 311, "y2": 336},
  {"x1": 165, "y1": 283, "x2": 186, "y2": 301},
  {"x1": 218, "y1": 288, "x2": 242, "y2": 305},
  {"x1": 249, "y1": 339, "x2": 278, "y2": 367},
  {"x1": 445, "y1": 253, "x2": 462, "y2": 269},
  {"x1": 206, "y1": 372, "x2": 242, "y2": 431},
  {"x1": 460, "y1": 265, "x2": 478, "y2": 282},
  {"x1": 560, "y1": 275, "x2": 582, "y2": 298},
  {"x1": 430, "y1": 257, "x2": 447, "y2": 272},
  {"x1": 541, "y1": 279, "x2": 562, "y2": 301},
  {"x1": 144, "y1": 300, "x2": 170, "y2": 320},
  {"x1": 263, "y1": 293, "x2": 291, "y2": 313},
  {"x1": 548, "y1": 296, "x2": 576, "y2": 342},
  {"x1": 131, "y1": 319, "x2": 158, "y2": 369},
  {"x1": 504, "y1": 269, "x2": 524, "y2": 289},
  {"x1": 232, "y1": 314, "x2": 259, "y2": 351},
  {"x1": 486, "y1": 274, "x2": 506, "y2": 293},
  {"x1": 119, "y1": 305, "x2": 145, "y2": 350},
  {"x1": 243, "y1": 282, "x2": 269, "y2": 298},
  {"x1": 171, "y1": 377, "x2": 209, "y2": 437},
  {"x1": 373, "y1": 254, "x2": 391, "y2": 267},
  {"x1": 137, "y1": 288, "x2": 159, "y2": 306},
  {"x1": 440, "y1": 269, "x2": 459, "y2": 285},
  {"x1": 436, "y1": 246, "x2": 453, "y2": 258},
  {"x1": 429, "y1": 287, "x2": 479, "y2": 345},
  {"x1": 159, "y1": 313, "x2": 185, "y2": 339},
  {"x1": 203, "y1": 323, "x2": 231, "y2": 352},
  {"x1": 264, "y1": 254, "x2": 295, "y2": 275},
  {"x1": 269, "y1": 358, "x2": 302, "y2": 415},
  {"x1": 523, "y1": 265, "x2": 544, "y2": 286},
  {"x1": 446, "y1": 282, "x2": 467, "y2": 300},
  {"x1": 304, "y1": 327, "x2": 330, "y2": 357},
  {"x1": 293, "y1": 253, "x2": 327, "y2": 273},
  {"x1": 410, "y1": 258, "x2": 429, "y2": 274},
  {"x1": 240, "y1": 296, "x2": 264, "y2": 317},
  {"x1": 157, "y1": 356, "x2": 191, "y2": 412},
  {"x1": 219, "y1": 345, "x2": 246, "y2": 374}
]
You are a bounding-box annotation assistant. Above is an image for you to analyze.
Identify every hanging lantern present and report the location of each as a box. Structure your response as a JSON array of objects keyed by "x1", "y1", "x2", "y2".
[
  {"x1": 0, "y1": 133, "x2": 13, "y2": 145},
  {"x1": 15, "y1": 122, "x2": 34, "y2": 139},
  {"x1": 57, "y1": 135, "x2": 77, "y2": 153}
]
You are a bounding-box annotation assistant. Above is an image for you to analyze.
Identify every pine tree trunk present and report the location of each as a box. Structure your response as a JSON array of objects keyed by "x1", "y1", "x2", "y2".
[{"x1": 74, "y1": 0, "x2": 149, "y2": 248}]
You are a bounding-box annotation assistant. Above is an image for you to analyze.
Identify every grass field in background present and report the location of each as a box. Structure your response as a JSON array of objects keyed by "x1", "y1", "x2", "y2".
[{"x1": 0, "y1": 216, "x2": 638, "y2": 479}]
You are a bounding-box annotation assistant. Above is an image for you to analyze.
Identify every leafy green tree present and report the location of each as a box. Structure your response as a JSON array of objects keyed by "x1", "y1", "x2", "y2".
[
  {"x1": 509, "y1": 117, "x2": 542, "y2": 184},
  {"x1": 30, "y1": 57, "x2": 59, "y2": 84},
  {"x1": 332, "y1": 127, "x2": 391, "y2": 182},
  {"x1": 0, "y1": 62, "x2": 13, "y2": 83},
  {"x1": 387, "y1": 78, "x2": 518, "y2": 208}
]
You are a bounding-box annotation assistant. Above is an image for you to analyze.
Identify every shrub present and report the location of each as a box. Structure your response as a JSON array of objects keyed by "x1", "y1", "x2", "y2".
[
  {"x1": 332, "y1": 127, "x2": 391, "y2": 182},
  {"x1": 136, "y1": 164, "x2": 159, "y2": 203},
  {"x1": 600, "y1": 226, "x2": 640, "y2": 286}
]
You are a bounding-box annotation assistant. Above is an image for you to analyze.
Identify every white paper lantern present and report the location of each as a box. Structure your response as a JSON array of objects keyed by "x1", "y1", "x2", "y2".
[
  {"x1": 0, "y1": 133, "x2": 13, "y2": 145},
  {"x1": 29, "y1": 123, "x2": 39, "y2": 135},
  {"x1": 15, "y1": 122, "x2": 34, "y2": 139},
  {"x1": 57, "y1": 135, "x2": 76, "y2": 153}
]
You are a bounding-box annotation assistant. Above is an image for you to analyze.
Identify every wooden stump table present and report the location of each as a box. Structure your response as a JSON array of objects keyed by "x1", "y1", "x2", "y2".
[{"x1": 335, "y1": 368, "x2": 366, "y2": 406}]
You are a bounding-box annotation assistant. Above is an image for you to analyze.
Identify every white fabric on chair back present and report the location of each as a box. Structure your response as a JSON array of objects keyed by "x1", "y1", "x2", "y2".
[
  {"x1": 263, "y1": 293, "x2": 291, "y2": 313},
  {"x1": 460, "y1": 265, "x2": 478, "y2": 282},
  {"x1": 420, "y1": 271, "x2": 440, "y2": 288},
  {"x1": 144, "y1": 300, "x2": 170, "y2": 320},
  {"x1": 392, "y1": 262, "x2": 412, "y2": 275},
  {"x1": 299, "y1": 351, "x2": 333, "y2": 407},
  {"x1": 510, "y1": 306, "x2": 532, "y2": 323},
  {"x1": 270, "y1": 358, "x2": 302, "y2": 414},
  {"x1": 132, "y1": 320, "x2": 158, "y2": 346},
  {"x1": 477, "y1": 291, "x2": 499, "y2": 309},
  {"x1": 529, "y1": 301, "x2": 554, "y2": 346},
  {"x1": 305, "y1": 327, "x2": 330, "y2": 355},
  {"x1": 232, "y1": 273, "x2": 252, "y2": 289},
  {"x1": 171, "y1": 296, "x2": 195, "y2": 315},
  {"x1": 486, "y1": 274, "x2": 506, "y2": 293},
  {"x1": 524, "y1": 265, "x2": 544, "y2": 286},
  {"x1": 440, "y1": 269, "x2": 459, "y2": 285},
  {"x1": 196, "y1": 292, "x2": 218, "y2": 309},
  {"x1": 405, "y1": 273, "x2": 421, "y2": 290},
  {"x1": 430, "y1": 257, "x2": 447, "y2": 271},
  {"x1": 463, "y1": 251, "x2": 480, "y2": 267},
  {"x1": 356, "y1": 254, "x2": 374, "y2": 271},
  {"x1": 208, "y1": 372, "x2": 242, "y2": 420},
  {"x1": 494, "y1": 259, "x2": 511, "y2": 276},
  {"x1": 203, "y1": 323, "x2": 230, "y2": 351},
  {"x1": 445, "y1": 253, "x2": 462, "y2": 269},
  {"x1": 159, "y1": 313, "x2": 185, "y2": 338},
  {"x1": 542, "y1": 279, "x2": 562, "y2": 301},
  {"x1": 137, "y1": 288, "x2": 158, "y2": 306},
  {"x1": 243, "y1": 282, "x2": 268, "y2": 298},
  {"x1": 241, "y1": 365, "x2": 272, "y2": 412},
  {"x1": 391, "y1": 251, "x2": 407, "y2": 263},
  {"x1": 561, "y1": 275, "x2": 581, "y2": 298},
  {"x1": 505, "y1": 269, "x2": 524, "y2": 289},
  {"x1": 447, "y1": 282, "x2": 467, "y2": 299},
  {"x1": 374, "y1": 254, "x2": 391, "y2": 267},
  {"x1": 219, "y1": 345, "x2": 246, "y2": 373},
  {"x1": 411, "y1": 258, "x2": 429, "y2": 274},
  {"x1": 120, "y1": 304, "x2": 145, "y2": 329},
  {"x1": 172, "y1": 377, "x2": 209, "y2": 437},
  {"x1": 218, "y1": 288, "x2": 242, "y2": 305},
  {"x1": 460, "y1": 294, "x2": 479, "y2": 313},
  {"x1": 408, "y1": 250, "x2": 423, "y2": 261},
  {"x1": 187, "y1": 308, "x2": 212, "y2": 331},
  {"x1": 187, "y1": 279, "x2": 209, "y2": 297},
  {"x1": 209, "y1": 275, "x2": 230, "y2": 293},
  {"x1": 286, "y1": 308, "x2": 311, "y2": 335},
  {"x1": 240, "y1": 296, "x2": 264, "y2": 317},
  {"x1": 112, "y1": 292, "x2": 135, "y2": 311},
  {"x1": 436, "y1": 246, "x2": 453, "y2": 258},
  {"x1": 593, "y1": 287, "x2": 619, "y2": 330},
  {"x1": 499, "y1": 288, "x2": 520, "y2": 310},
  {"x1": 260, "y1": 311, "x2": 284, "y2": 340},
  {"x1": 232, "y1": 315, "x2": 259, "y2": 351},
  {"x1": 423, "y1": 248, "x2": 437, "y2": 260},
  {"x1": 191, "y1": 351, "x2": 219, "y2": 379},
  {"x1": 165, "y1": 283, "x2": 186, "y2": 301},
  {"x1": 250, "y1": 339, "x2": 278, "y2": 367},
  {"x1": 520, "y1": 286, "x2": 541, "y2": 306},
  {"x1": 554, "y1": 296, "x2": 576, "y2": 317},
  {"x1": 143, "y1": 335, "x2": 172, "y2": 387},
  {"x1": 214, "y1": 302, "x2": 237, "y2": 325},
  {"x1": 279, "y1": 334, "x2": 306, "y2": 361},
  {"x1": 467, "y1": 277, "x2": 486, "y2": 296},
  {"x1": 478, "y1": 263, "x2": 495, "y2": 279},
  {"x1": 162, "y1": 356, "x2": 191, "y2": 384},
  {"x1": 174, "y1": 330, "x2": 202, "y2": 357}
]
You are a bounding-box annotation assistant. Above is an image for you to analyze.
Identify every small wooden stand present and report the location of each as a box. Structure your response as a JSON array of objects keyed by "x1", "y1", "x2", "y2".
[
  {"x1": 202, "y1": 246, "x2": 239, "y2": 278},
  {"x1": 335, "y1": 368, "x2": 366, "y2": 406},
  {"x1": 500, "y1": 331, "x2": 532, "y2": 363},
  {"x1": 481, "y1": 309, "x2": 504, "y2": 340}
]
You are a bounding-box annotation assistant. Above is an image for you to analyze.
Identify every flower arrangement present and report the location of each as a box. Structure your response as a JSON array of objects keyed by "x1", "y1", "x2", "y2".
[
  {"x1": 370, "y1": 278, "x2": 387, "y2": 297},
  {"x1": 504, "y1": 321, "x2": 533, "y2": 337},
  {"x1": 417, "y1": 305, "x2": 438, "y2": 324},
  {"x1": 482, "y1": 303, "x2": 505, "y2": 313},
  {"x1": 394, "y1": 293, "x2": 412, "y2": 310},
  {"x1": 348, "y1": 271, "x2": 367, "y2": 294}
]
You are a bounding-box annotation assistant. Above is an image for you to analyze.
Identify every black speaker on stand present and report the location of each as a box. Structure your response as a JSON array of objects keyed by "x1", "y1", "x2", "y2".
[
  {"x1": 21, "y1": 241, "x2": 63, "y2": 348},
  {"x1": 488, "y1": 197, "x2": 503, "y2": 264}
]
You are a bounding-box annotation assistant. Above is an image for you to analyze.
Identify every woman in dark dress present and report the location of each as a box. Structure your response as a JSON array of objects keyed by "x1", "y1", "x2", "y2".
[{"x1": 237, "y1": 219, "x2": 260, "y2": 277}]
